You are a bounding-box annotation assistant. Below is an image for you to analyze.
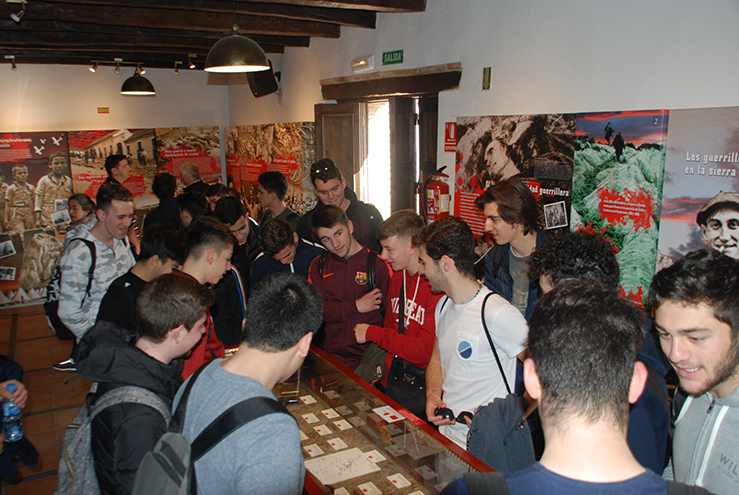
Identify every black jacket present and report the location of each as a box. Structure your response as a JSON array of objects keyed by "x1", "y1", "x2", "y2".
[
  {"x1": 143, "y1": 197, "x2": 181, "y2": 232},
  {"x1": 75, "y1": 322, "x2": 183, "y2": 495},
  {"x1": 296, "y1": 186, "x2": 383, "y2": 253}
]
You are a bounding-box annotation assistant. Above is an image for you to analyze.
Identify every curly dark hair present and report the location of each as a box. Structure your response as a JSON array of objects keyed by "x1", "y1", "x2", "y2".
[
  {"x1": 413, "y1": 216, "x2": 476, "y2": 280},
  {"x1": 650, "y1": 249, "x2": 739, "y2": 341},
  {"x1": 151, "y1": 173, "x2": 176, "y2": 199},
  {"x1": 528, "y1": 231, "x2": 620, "y2": 290}
]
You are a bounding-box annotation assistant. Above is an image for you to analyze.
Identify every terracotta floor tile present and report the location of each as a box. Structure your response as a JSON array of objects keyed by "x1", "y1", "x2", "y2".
[
  {"x1": 56, "y1": 407, "x2": 81, "y2": 433},
  {"x1": 14, "y1": 342, "x2": 54, "y2": 372},
  {"x1": 16, "y1": 446, "x2": 58, "y2": 478},
  {"x1": 4, "y1": 474, "x2": 58, "y2": 495},
  {"x1": 52, "y1": 377, "x2": 92, "y2": 409},
  {"x1": 0, "y1": 318, "x2": 10, "y2": 344},
  {"x1": 16, "y1": 314, "x2": 52, "y2": 341},
  {"x1": 24, "y1": 380, "x2": 53, "y2": 399},
  {"x1": 25, "y1": 392, "x2": 55, "y2": 414},
  {"x1": 25, "y1": 428, "x2": 57, "y2": 451},
  {"x1": 23, "y1": 412, "x2": 55, "y2": 435}
]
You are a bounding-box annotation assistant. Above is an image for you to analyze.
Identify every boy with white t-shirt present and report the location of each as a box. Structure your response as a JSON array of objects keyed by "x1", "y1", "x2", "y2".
[{"x1": 416, "y1": 216, "x2": 528, "y2": 448}]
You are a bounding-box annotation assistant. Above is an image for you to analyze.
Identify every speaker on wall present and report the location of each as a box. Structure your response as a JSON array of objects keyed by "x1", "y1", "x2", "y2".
[{"x1": 247, "y1": 60, "x2": 280, "y2": 98}]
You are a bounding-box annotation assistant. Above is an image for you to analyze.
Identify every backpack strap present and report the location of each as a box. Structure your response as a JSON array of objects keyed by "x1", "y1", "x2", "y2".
[
  {"x1": 317, "y1": 252, "x2": 329, "y2": 277},
  {"x1": 91, "y1": 386, "x2": 171, "y2": 426},
  {"x1": 190, "y1": 396, "x2": 292, "y2": 463},
  {"x1": 481, "y1": 291, "x2": 512, "y2": 395},
  {"x1": 463, "y1": 472, "x2": 510, "y2": 495},
  {"x1": 367, "y1": 251, "x2": 377, "y2": 291},
  {"x1": 169, "y1": 364, "x2": 210, "y2": 433}
]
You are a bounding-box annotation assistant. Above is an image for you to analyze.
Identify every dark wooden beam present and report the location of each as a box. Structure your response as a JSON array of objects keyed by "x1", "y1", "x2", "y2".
[
  {"x1": 36, "y1": 0, "x2": 377, "y2": 29},
  {"x1": 240, "y1": 0, "x2": 426, "y2": 13},
  {"x1": 0, "y1": 20, "x2": 312, "y2": 48},
  {"x1": 0, "y1": 45, "x2": 286, "y2": 68},
  {"x1": 13, "y1": 2, "x2": 342, "y2": 38},
  {"x1": 321, "y1": 63, "x2": 461, "y2": 100}
]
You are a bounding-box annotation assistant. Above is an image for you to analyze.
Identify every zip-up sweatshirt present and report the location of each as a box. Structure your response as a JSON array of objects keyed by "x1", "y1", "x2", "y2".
[
  {"x1": 308, "y1": 247, "x2": 390, "y2": 370},
  {"x1": 665, "y1": 385, "x2": 739, "y2": 495},
  {"x1": 364, "y1": 269, "x2": 442, "y2": 387}
]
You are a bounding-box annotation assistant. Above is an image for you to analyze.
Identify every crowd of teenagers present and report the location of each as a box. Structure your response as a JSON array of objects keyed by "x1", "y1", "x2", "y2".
[{"x1": 5, "y1": 153, "x2": 735, "y2": 494}]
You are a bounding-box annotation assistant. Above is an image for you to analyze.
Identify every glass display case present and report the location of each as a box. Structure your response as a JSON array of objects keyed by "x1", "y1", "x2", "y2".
[{"x1": 273, "y1": 347, "x2": 492, "y2": 495}]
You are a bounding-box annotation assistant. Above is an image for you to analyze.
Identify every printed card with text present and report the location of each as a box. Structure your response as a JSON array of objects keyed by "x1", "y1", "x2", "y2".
[
  {"x1": 303, "y1": 444, "x2": 324, "y2": 457},
  {"x1": 300, "y1": 395, "x2": 317, "y2": 405},
  {"x1": 336, "y1": 405, "x2": 353, "y2": 415},
  {"x1": 328, "y1": 437, "x2": 348, "y2": 451},
  {"x1": 333, "y1": 419, "x2": 353, "y2": 430},
  {"x1": 372, "y1": 405, "x2": 403, "y2": 423},
  {"x1": 357, "y1": 481, "x2": 382, "y2": 495},
  {"x1": 386, "y1": 473, "x2": 411, "y2": 489},
  {"x1": 322, "y1": 408, "x2": 340, "y2": 419},
  {"x1": 314, "y1": 424, "x2": 332, "y2": 436},
  {"x1": 364, "y1": 450, "x2": 387, "y2": 463},
  {"x1": 301, "y1": 413, "x2": 320, "y2": 424}
]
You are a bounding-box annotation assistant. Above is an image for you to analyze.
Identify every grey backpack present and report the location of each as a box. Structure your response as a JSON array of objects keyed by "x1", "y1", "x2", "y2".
[
  {"x1": 55, "y1": 385, "x2": 170, "y2": 495},
  {"x1": 132, "y1": 365, "x2": 292, "y2": 495}
]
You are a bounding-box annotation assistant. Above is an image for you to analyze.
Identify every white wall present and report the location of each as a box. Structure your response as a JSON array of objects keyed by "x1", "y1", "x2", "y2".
[
  {"x1": 227, "y1": 0, "x2": 739, "y2": 183},
  {"x1": 0, "y1": 65, "x2": 230, "y2": 132}
]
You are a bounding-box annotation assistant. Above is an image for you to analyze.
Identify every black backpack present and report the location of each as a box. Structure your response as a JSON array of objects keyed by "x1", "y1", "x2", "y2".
[
  {"x1": 44, "y1": 238, "x2": 96, "y2": 341},
  {"x1": 132, "y1": 365, "x2": 293, "y2": 495}
]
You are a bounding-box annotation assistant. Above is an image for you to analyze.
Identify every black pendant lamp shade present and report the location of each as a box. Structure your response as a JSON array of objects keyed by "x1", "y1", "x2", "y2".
[
  {"x1": 121, "y1": 69, "x2": 156, "y2": 96},
  {"x1": 204, "y1": 24, "x2": 270, "y2": 73}
]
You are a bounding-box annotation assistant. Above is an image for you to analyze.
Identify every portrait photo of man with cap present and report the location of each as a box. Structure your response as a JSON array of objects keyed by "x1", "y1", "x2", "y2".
[{"x1": 696, "y1": 191, "x2": 739, "y2": 259}]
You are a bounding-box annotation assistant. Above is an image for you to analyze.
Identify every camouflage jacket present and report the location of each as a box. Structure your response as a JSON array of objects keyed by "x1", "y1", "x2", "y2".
[{"x1": 58, "y1": 226, "x2": 135, "y2": 340}]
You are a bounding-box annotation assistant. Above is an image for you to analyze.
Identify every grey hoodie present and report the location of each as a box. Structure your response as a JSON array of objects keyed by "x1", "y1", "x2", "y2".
[{"x1": 665, "y1": 385, "x2": 739, "y2": 495}]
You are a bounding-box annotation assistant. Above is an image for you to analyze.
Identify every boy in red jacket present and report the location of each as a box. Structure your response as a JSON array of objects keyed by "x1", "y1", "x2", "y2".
[{"x1": 354, "y1": 210, "x2": 442, "y2": 417}]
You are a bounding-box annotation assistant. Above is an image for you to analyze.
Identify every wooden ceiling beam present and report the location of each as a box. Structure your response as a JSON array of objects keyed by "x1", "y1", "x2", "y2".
[
  {"x1": 0, "y1": 20, "x2": 312, "y2": 47},
  {"x1": 35, "y1": 0, "x2": 377, "y2": 29},
  {"x1": 236, "y1": 0, "x2": 426, "y2": 13},
  {"x1": 10, "y1": 2, "x2": 341, "y2": 38}
]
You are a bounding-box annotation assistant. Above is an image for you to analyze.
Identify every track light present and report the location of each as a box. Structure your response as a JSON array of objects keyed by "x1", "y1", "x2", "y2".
[
  {"x1": 5, "y1": 55, "x2": 16, "y2": 71},
  {"x1": 10, "y1": 9, "x2": 24, "y2": 22},
  {"x1": 115, "y1": 64, "x2": 120, "y2": 74},
  {"x1": 188, "y1": 54, "x2": 196, "y2": 69},
  {"x1": 174, "y1": 61, "x2": 181, "y2": 75},
  {"x1": 139, "y1": 66, "x2": 146, "y2": 75},
  {"x1": 89, "y1": 63, "x2": 97, "y2": 73}
]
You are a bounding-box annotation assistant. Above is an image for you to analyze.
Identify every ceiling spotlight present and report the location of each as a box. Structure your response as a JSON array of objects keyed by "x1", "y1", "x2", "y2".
[
  {"x1": 188, "y1": 54, "x2": 196, "y2": 69},
  {"x1": 121, "y1": 68, "x2": 156, "y2": 96},
  {"x1": 174, "y1": 61, "x2": 181, "y2": 75},
  {"x1": 89, "y1": 63, "x2": 97, "y2": 73},
  {"x1": 5, "y1": 55, "x2": 16, "y2": 71},
  {"x1": 10, "y1": 9, "x2": 24, "y2": 23},
  {"x1": 10, "y1": 1, "x2": 26, "y2": 23},
  {"x1": 204, "y1": 24, "x2": 270, "y2": 73},
  {"x1": 139, "y1": 66, "x2": 146, "y2": 75},
  {"x1": 115, "y1": 64, "x2": 120, "y2": 74}
]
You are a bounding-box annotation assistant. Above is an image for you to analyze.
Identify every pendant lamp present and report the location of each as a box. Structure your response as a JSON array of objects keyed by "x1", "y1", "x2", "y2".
[
  {"x1": 121, "y1": 68, "x2": 156, "y2": 96},
  {"x1": 204, "y1": 24, "x2": 270, "y2": 73}
]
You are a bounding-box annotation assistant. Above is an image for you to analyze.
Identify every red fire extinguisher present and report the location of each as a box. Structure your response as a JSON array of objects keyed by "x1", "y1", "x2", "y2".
[{"x1": 422, "y1": 166, "x2": 450, "y2": 224}]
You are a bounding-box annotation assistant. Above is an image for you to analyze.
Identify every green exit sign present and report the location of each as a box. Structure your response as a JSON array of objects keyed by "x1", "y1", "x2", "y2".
[{"x1": 382, "y1": 50, "x2": 404, "y2": 65}]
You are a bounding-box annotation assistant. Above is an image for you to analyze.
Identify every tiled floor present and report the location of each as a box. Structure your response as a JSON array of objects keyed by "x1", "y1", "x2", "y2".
[{"x1": 0, "y1": 304, "x2": 91, "y2": 494}]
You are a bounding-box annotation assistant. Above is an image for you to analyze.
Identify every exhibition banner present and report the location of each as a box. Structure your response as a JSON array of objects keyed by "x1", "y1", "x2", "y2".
[
  {"x1": 657, "y1": 107, "x2": 739, "y2": 266},
  {"x1": 69, "y1": 128, "x2": 158, "y2": 208},
  {"x1": 155, "y1": 126, "x2": 222, "y2": 190},
  {"x1": 454, "y1": 114, "x2": 576, "y2": 254},
  {"x1": 570, "y1": 110, "x2": 669, "y2": 304},
  {"x1": 0, "y1": 131, "x2": 71, "y2": 305},
  {"x1": 225, "y1": 122, "x2": 315, "y2": 223}
]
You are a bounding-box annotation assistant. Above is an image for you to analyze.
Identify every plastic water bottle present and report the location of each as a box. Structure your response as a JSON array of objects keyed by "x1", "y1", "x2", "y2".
[{"x1": 3, "y1": 383, "x2": 23, "y2": 442}]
